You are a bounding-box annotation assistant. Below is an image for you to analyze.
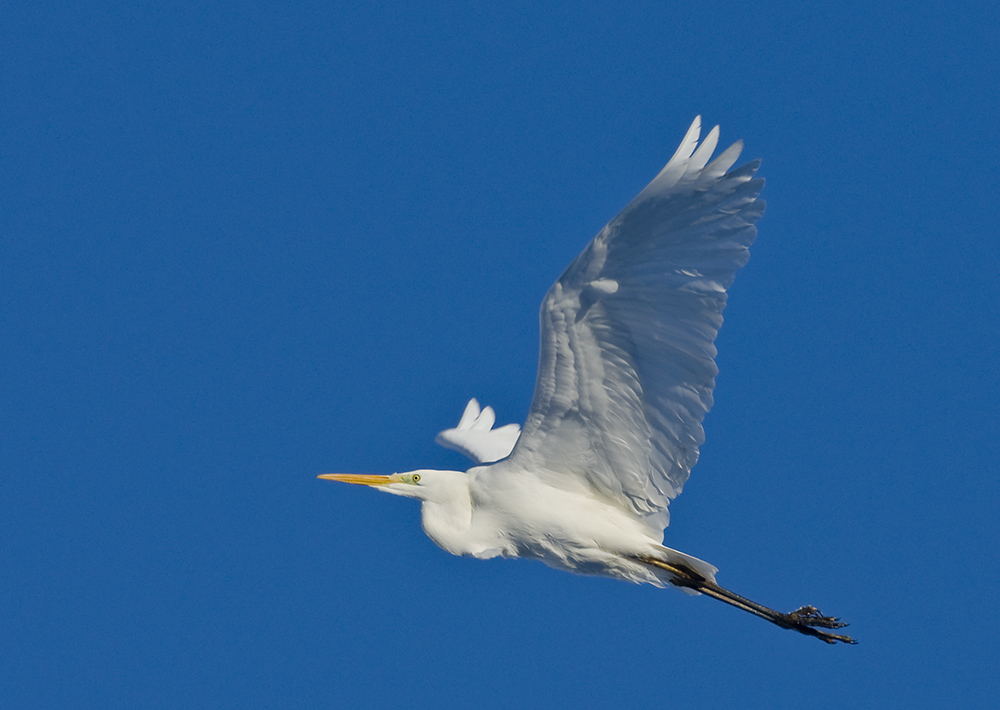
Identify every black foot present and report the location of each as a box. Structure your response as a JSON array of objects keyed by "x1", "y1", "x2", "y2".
[
  {"x1": 785, "y1": 605, "x2": 849, "y2": 629},
  {"x1": 781, "y1": 606, "x2": 857, "y2": 644}
]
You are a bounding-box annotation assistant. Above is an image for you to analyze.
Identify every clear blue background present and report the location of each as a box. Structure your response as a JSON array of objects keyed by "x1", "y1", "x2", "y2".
[{"x1": 3, "y1": 1, "x2": 999, "y2": 707}]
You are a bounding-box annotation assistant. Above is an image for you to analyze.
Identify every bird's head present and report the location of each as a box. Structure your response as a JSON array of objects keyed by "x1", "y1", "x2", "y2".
[{"x1": 317, "y1": 469, "x2": 465, "y2": 502}]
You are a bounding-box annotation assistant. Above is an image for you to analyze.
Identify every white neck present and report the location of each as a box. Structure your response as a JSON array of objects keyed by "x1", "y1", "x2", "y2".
[{"x1": 416, "y1": 471, "x2": 475, "y2": 556}]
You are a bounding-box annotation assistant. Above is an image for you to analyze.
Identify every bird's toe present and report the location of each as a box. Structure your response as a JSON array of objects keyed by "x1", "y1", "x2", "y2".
[{"x1": 785, "y1": 605, "x2": 849, "y2": 629}]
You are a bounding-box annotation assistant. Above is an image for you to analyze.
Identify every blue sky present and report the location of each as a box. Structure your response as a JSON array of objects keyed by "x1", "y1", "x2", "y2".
[{"x1": 3, "y1": 1, "x2": 999, "y2": 707}]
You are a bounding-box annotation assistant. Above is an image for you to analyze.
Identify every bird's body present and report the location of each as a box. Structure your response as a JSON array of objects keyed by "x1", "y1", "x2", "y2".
[
  {"x1": 322, "y1": 117, "x2": 855, "y2": 644},
  {"x1": 409, "y1": 465, "x2": 711, "y2": 587}
]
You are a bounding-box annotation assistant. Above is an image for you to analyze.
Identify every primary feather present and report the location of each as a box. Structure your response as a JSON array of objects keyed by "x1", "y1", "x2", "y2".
[{"x1": 435, "y1": 398, "x2": 521, "y2": 464}]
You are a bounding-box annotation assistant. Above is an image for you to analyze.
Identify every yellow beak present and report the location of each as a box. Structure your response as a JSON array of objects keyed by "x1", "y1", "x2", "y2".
[{"x1": 317, "y1": 473, "x2": 396, "y2": 486}]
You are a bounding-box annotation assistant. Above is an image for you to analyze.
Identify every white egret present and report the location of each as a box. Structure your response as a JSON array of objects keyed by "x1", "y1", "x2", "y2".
[{"x1": 322, "y1": 117, "x2": 855, "y2": 644}]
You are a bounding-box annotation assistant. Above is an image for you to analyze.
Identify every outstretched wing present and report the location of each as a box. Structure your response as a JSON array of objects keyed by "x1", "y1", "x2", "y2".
[
  {"x1": 436, "y1": 398, "x2": 521, "y2": 464},
  {"x1": 493, "y1": 117, "x2": 765, "y2": 534}
]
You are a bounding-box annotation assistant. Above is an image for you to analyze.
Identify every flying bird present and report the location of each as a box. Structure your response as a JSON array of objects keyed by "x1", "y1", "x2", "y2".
[{"x1": 321, "y1": 117, "x2": 855, "y2": 644}]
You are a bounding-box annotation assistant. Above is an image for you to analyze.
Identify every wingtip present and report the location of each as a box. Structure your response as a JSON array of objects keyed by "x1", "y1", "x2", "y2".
[{"x1": 457, "y1": 398, "x2": 482, "y2": 429}]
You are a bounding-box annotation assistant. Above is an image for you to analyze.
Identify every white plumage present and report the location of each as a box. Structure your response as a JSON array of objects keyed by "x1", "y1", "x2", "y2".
[
  {"x1": 321, "y1": 117, "x2": 855, "y2": 644},
  {"x1": 434, "y1": 398, "x2": 520, "y2": 465}
]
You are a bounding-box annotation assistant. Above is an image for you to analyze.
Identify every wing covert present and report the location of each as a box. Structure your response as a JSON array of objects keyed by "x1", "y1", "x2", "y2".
[{"x1": 493, "y1": 117, "x2": 765, "y2": 534}]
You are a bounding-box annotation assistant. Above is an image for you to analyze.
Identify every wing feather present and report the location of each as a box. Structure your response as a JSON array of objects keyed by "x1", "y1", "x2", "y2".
[
  {"x1": 487, "y1": 117, "x2": 765, "y2": 535},
  {"x1": 436, "y1": 398, "x2": 521, "y2": 464}
]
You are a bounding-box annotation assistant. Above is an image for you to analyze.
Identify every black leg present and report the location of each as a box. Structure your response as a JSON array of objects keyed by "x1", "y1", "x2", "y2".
[{"x1": 636, "y1": 556, "x2": 857, "y2": 645}]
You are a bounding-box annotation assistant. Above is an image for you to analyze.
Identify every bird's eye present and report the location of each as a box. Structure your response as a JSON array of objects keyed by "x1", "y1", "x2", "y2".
[{"x1": 412, "y1": 474, "x2": 421, "y2": 483}]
